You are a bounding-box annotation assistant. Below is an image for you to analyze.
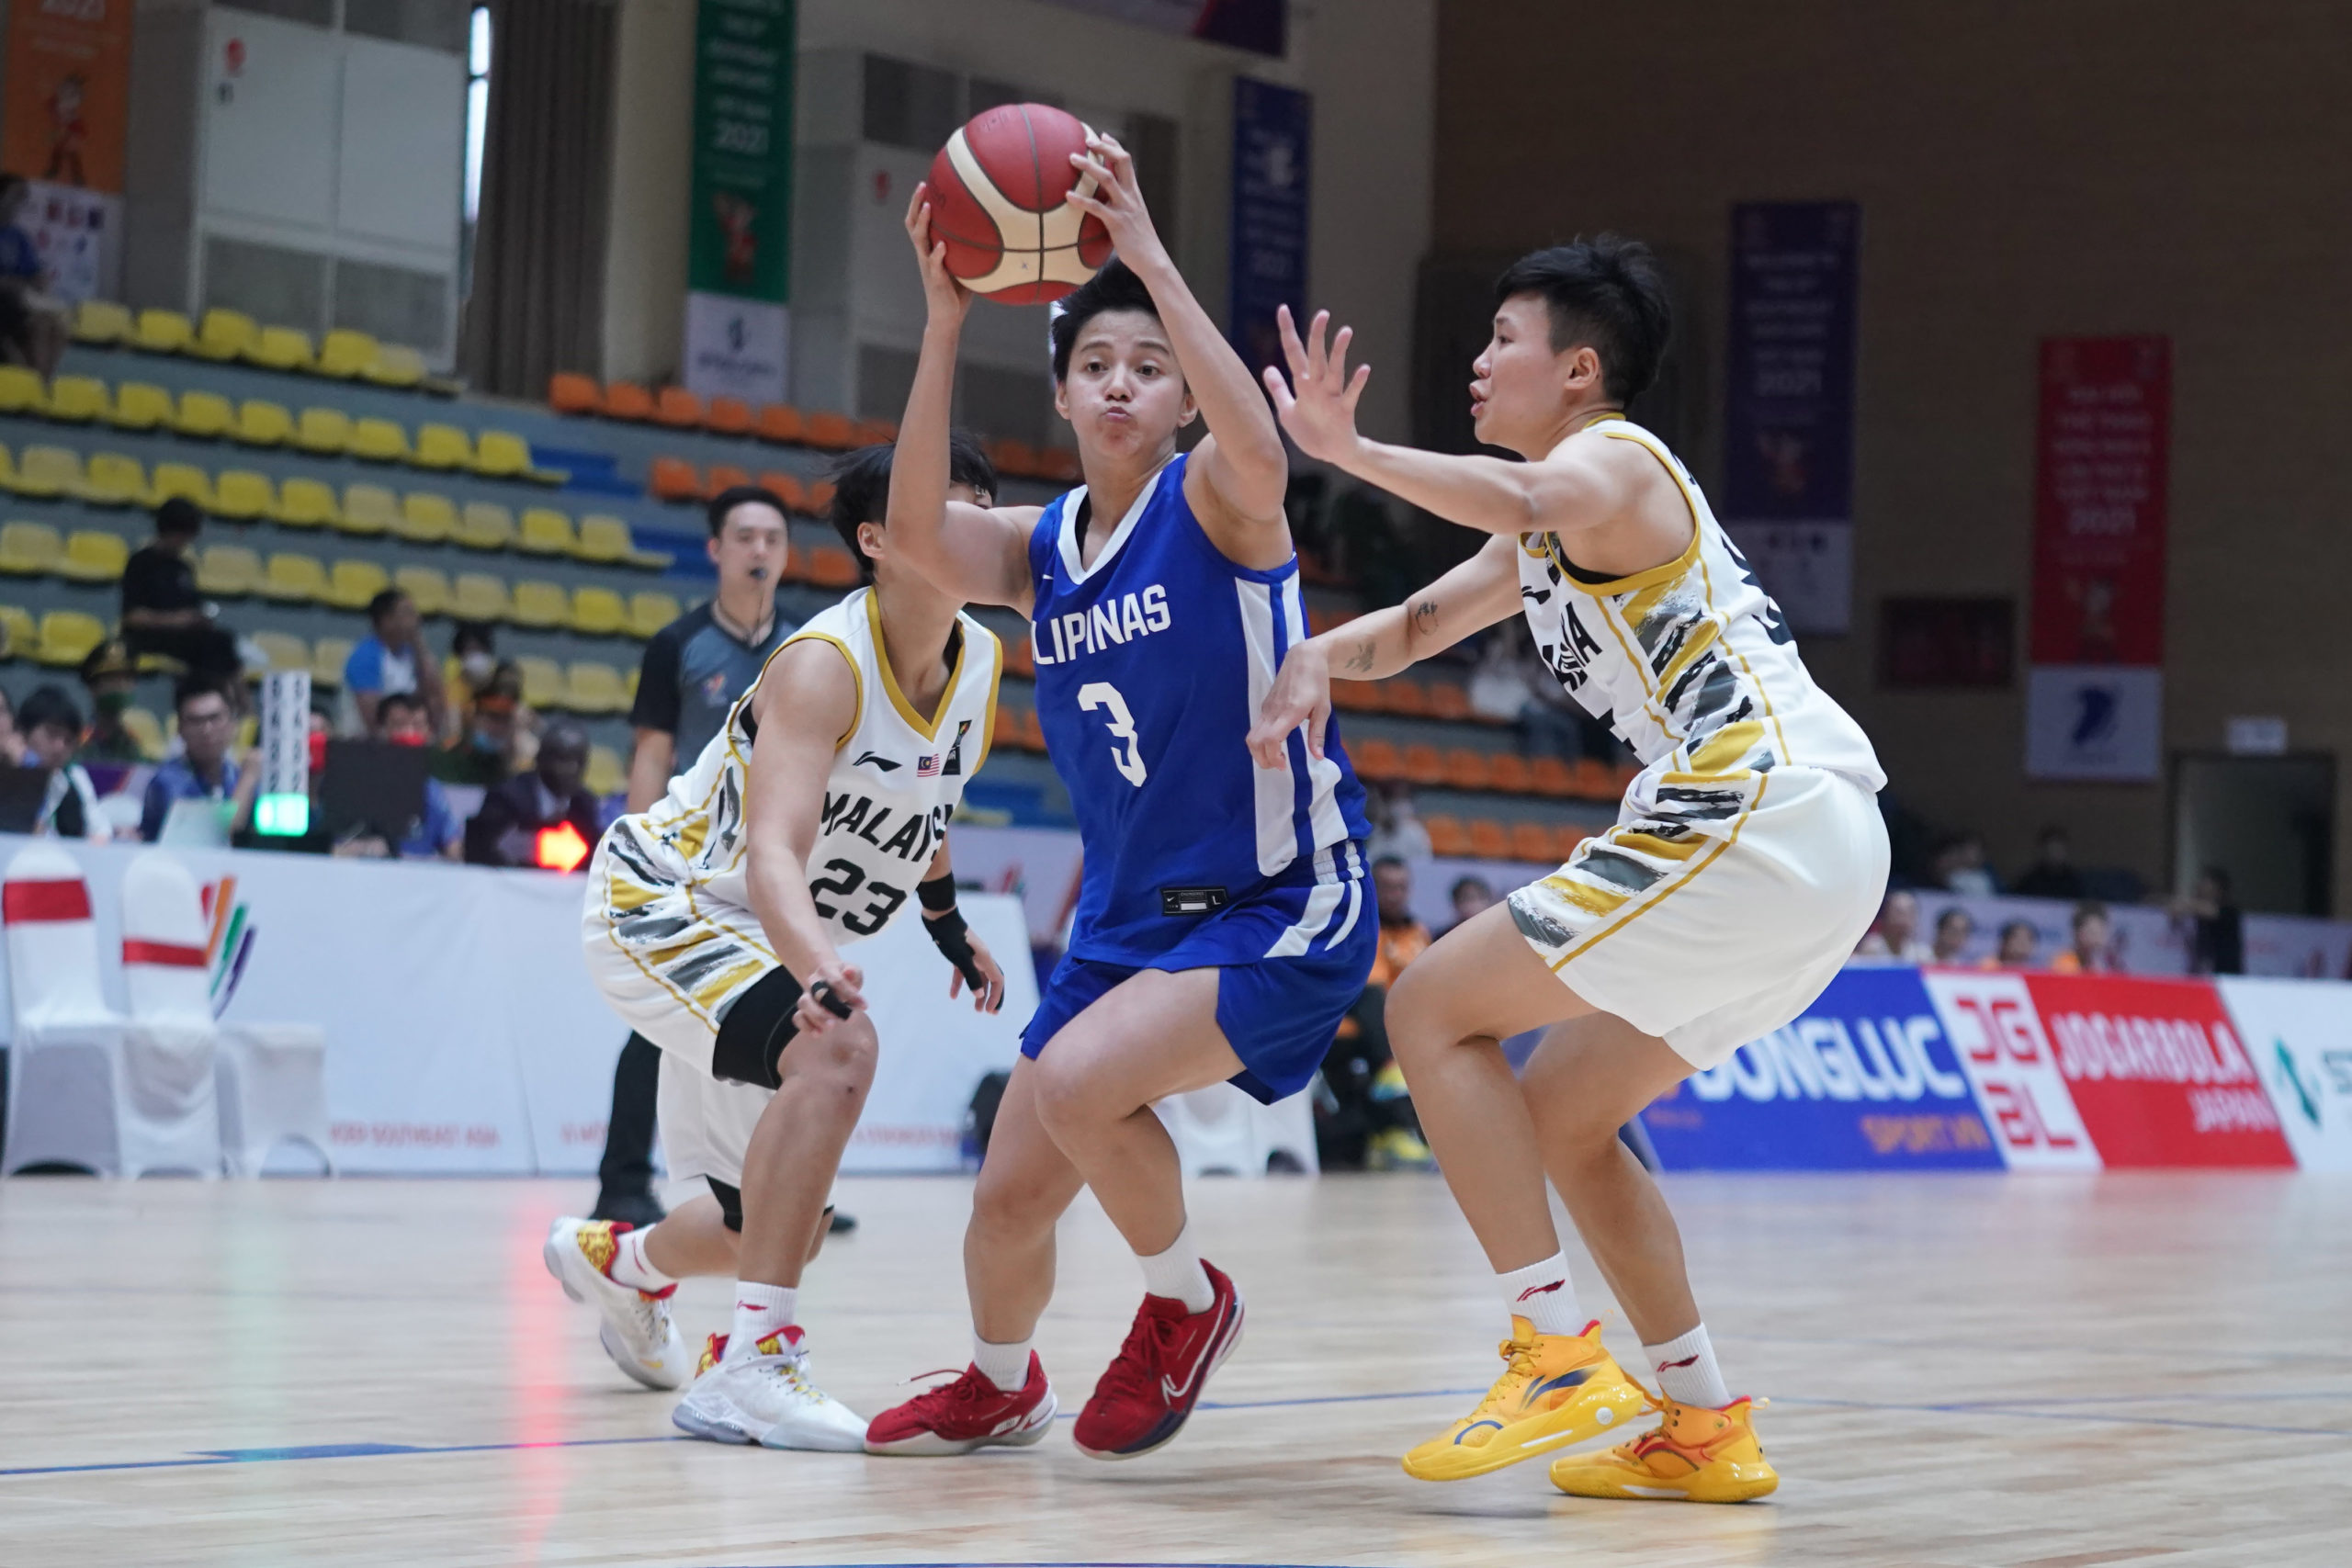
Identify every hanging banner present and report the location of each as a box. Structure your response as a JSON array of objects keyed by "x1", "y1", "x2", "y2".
[
  {"x1": 1720, "y1": 200, "x2": 1860, "y2": 635},
  {"x1": 683, "y1": 0, "x2": 796, "y2": 404},
  {"x1": 2, "y1": 0, "x2": 133, "y2": 302},
  {"x1": 1227, "y1": 76, "x2": 1310, "y2": 388},
  {"x1": 2025, "y1": 335, "x2": 2170, "y2": 781}
]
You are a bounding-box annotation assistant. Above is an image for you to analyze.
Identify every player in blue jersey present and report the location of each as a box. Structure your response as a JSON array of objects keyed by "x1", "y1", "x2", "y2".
[{"x1": 860, "y1": 135, "x2": 1374, "y2": 1462}]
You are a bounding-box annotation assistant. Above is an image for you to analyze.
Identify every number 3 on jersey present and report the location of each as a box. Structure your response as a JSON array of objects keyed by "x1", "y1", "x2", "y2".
[{"x1": 1078, "y1": 681, "x2": 1148, "y2": 786}]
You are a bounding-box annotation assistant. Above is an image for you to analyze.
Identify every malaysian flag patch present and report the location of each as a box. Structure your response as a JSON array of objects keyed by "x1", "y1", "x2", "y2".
[{"x1": 916, "y1": 753, "x2": 943, "y2": 778}]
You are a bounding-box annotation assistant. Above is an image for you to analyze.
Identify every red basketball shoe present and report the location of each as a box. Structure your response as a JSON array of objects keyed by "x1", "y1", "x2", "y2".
[
  {"x1": 864, "y1": 1354, "x2": 1058, "y2": 1456},
  {"x1": 1071, "y1": 1260, "x2": 1244, "y2": 1461}
]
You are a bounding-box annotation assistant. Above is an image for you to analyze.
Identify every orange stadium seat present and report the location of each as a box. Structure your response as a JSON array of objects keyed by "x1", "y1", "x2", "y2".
[
  {"x1": 805, "y1": 545, "x2": 861, "y2": 589},
  {"x1": 655, "y1": 387, "x2": 704, "y2": 428},
  {"x1": 755, "y1": 403, "x2": 804, "y2": 444},
  {"x1": 1401, "y1": 743, "x2": 1445, "y2": 786},
  {"x1": 992, "y1": 705, "x2": 1025, "y2": 751},
  {"x1": 706, "y1": 463, "x2": 753, "y2": 495},
  {"x1": 1425, "y1": 681, "x2": 1470, "y2": 721},
  {"x1": 851, "y1": 418, "x2": 897, "y2": 446},
  {"x1": 1423, "y1": 814, "x2": 1471, "y2": 857},
  {"x1": 1443, "y1": 748, "x2": 1490, "y2": 791},
  {"x1": 1351, "y1": 738, "x2": 1403, "y2": 783},
  {"x1": 1384, "y1": 678, "x2": 1429, "y2": 716},
  {"x1": 802, "y1": 412, "x2": 854, "y2": 450},
  {"x1": 602, "y1": 382, "x2": 656, "y2": 423},
  {"x1": 758, "y1": 471, "x2": 810, "y2": 513},
  {"x1": 1039, "y1": 448, "x2": 1080, "y2": 482},
  {"x1": 548, "y1": 372, "x2": 602, "y2": 416},
  {"x1": 1467, "y1": 819, "x2": 1510, "y2": 859},
  {"x1": 707, "y1": 396, "x2": 752, "y2": 435},
  {"x1": 989, "y1": 438, "x2": 1039, "y2": 479},
  {"x1": 648, "y1": 457, "x2": 702, "y2": 502},
  {"x1": 1329, "y1": 679, "x2": 1383, "y2": 713},
  {"x1": 1528, "y1": 756, "x2": 1575, "y2": 797},
  {"x1": 1486, "y1": 752, "x2": 1531, "y2": 794},
  {"x1": 1555, "y1": 823, "x2": 1593, "y2": 860},
  {"x1": 808, "y1": 479, "x2": 836, "y2": 513},
  {"x1": 1573, "y1": 759, "x2": 1618, "y2": 800},
  {"x1": 1001, "y1": 637, "x2": 1035, "y2": 678},
  {"x1": 1510, "y1": 822, "x2": 1556, "y2": 863}
]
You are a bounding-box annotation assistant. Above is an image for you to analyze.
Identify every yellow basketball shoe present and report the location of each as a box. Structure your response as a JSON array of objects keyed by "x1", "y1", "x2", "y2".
[
  {"x1": 1401, "y1": 1317, "x2": 1647, "y2": 1481},
  {"x1": 1547, "y1": 1392, "x2": 1778, "y2": 1503}
]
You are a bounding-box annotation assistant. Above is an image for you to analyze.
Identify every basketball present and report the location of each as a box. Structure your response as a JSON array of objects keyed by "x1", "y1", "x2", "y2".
[{"x1": 926, "y1": 102, "x2": 1114, "y2": 303}]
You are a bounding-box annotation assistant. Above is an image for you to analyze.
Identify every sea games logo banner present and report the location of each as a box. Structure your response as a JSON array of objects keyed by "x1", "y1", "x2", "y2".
[
  {"x1": 2021, "y1": 973, "x2": 2292, "y2": 1168},
  {"x1": 1919, "y1": 970, "x2": 2099, "y2": 1169},
  {"x1": 1640, "y1": 967, "x2": 2002, "y2": 1169},
  {"x1": 2215, "y1": 977, "x2": 2351, "y2": 1170}
]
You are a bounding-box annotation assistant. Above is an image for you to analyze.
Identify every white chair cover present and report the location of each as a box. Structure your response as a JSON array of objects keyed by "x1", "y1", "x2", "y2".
[
  {"x1": 1153, "y1": 1082, "x2": 1318, "y2": 1179},
  {"x1": 217, "y1": 1022, "x2": 334, "y2": 1178},
  {"x1": 115, "y1": 851, "x2": 221, "y2": 1178},
  {"x1": 3, "y1": 842, "x2": 127, "y2": 1177}
]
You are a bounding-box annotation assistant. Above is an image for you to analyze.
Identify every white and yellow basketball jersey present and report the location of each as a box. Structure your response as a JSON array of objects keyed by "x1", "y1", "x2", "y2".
[
  {"x1": 611, "y1": 587, "x2": 1001, "y2": 943},
  {"x1": 1514, "y1": 417, "x2": 1883, "y2": 813}
]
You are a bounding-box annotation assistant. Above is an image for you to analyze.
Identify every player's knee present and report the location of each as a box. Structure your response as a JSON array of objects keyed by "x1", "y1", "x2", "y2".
[
  {"x1": 799, "y1": 1016, "x2": 878, "y2": 1095},
  {"x1": 1382, "y1": 965, "x2": 1452, "y2": 1067}
]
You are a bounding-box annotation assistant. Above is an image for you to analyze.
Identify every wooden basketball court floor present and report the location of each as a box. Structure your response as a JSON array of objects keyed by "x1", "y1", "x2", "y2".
[{"x1": 3, "y1": 1169, "x2": 2346, "y2": 1568}]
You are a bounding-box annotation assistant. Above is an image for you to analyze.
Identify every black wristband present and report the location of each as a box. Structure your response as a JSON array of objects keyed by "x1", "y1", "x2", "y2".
[
  {"x1": 922, "y1": 903, "x2": 986, "y2": 990},
  {"x1": 918, "y1": 873, "x2": 959, "y2": 913}
]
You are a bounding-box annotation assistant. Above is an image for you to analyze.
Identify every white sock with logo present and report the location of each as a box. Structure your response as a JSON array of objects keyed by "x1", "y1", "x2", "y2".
[
  {"x1": 1644, "y1": 1323, "x2": 1732, "y2": 1408},
  {"x1": 972, "y1": 1332, "x2": 1034, "y2": 1394},
  {"x1": 1136, "y1": 1222, "x2": 1216, "y2": 1314},
  {"x1": 605, "y1": 1227, "x2": 675, "y2": 1294},
  {"x1": 724, "y1": 1281, "x2": 797, "y2": 1362},
  {"x1": 1497, "y1": 1252, "x2": 1584, "y2": 1337}
]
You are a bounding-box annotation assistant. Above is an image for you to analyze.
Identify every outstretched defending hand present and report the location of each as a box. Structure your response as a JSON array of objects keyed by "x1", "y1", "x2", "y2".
[
  {"x1": 903, "y1": 183, "x2": 975, "y2": 326},
  {"x1": 1065, "y1": 132, "x2": 1172, "y2": 276},
  {"x1": 1247, "y1": 637, "x2": 1334, "y2": 769},
  {"x1": 1262, "y1": 304, "x2": 1372, "y2": 466}
]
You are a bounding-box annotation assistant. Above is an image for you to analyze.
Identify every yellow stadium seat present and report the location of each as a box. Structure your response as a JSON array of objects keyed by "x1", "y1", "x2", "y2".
[
  {"x1": 73, "y1": 299, "x2": 133, "y2": 345},
  {"x1": 322, "y1": 558, "x2": 391, "y2": 610},
  {"x1": 395, "y1": 491, "x2": 457, "y2": 544},
  {"x1": 151, "y1": 463, "x2": 217, "y2": 511},
  {"x1": 246, "y1": 325, "x2": 314, "y2": 372},
  {"x1": 412, "y1": 423, "x2": 470, "y2": 470},
  {"x1": 272, "y1": 477, "x2": 340, "y2": 527},
  {"x1": 57, "y1": 529, "x2": 130, "y2": 582},
  {"x1": 452, "y1": 571, "x2": 512, "y2": 621},
  {"x1": 565, "y1": 661, "x2": 628, "y2": 714},
  {"x1": 0, "y1": 520, "x2": 63, "y2": 575},
  {"x1": 12, "y1": 445, "x2": 83, "y2": 499},
  {"x1": 474, "y1": 429, "x2": 561, "y2": 482},
  {"x1": 174, "y1": 389, "x2": 234, "y2": 439},
  {"x1": 317, "y1": 328, "x2": 379, "y2": 379},
  {"x1": 584, "y1": 744, "x2": 627, "y2": 797},
  {"x1": 625, "y1": 666, "x2": 639, "y2": 705},
  {"x1": 455, "y1": 501, "x2": 514, "y2": 551},
  {"x1": 349, "y1": 416, "x2": 410, "y2": 463},
  {"x1": 133, "y1": 309, "x2": 194, "y2": 355},
  {"x1": 514, "y1": 657, "x2": 564, "y2": 710},
  {"x1": 295, "y1": 406, "x2": 353, "y2": 454},
  {"x1": 337, "y1": 482, "x2": 398, "y2": 536},
  {"x1": 107, "y1": 381, "x2": 175, "y2": 432},
  {"x1": 393, "y1": 565, "x2": 450, "y2": 618},
  {"x1": 0, "y1": 366, "x2": 45, "y2": 415},
  {"x1": 250, "y1": 631, "x2": 310, "y2": 673},
  {"x1": 118, "y1": 705, "x2": 166, "y2": 759},
  {"x1": 262, "y1": 552, "x2": 330, "y2": 603},
  {"x1": 510, "y1": 579, "x2": 570, "y2": 629},
  {"x1": 628, "y1": 591, "x2": 682, "y2": 639},
  {"x1": 192, "y1": 309, "x2": 258, "y2": 362},
  {"x1": 306, "y1": 636, "x2": 351, "y2": 689},
  {"x1": 197, "y1": 544, "x2": 263, "y2": 596},
  {"x1": 79, "y1": 452, "x2": 149, "y2": 507},
  {"x1": 363, "y1": 343, "x2": 427, "y2": 389},
  {"x1": 0, "y1": 602, "x2": 38, "y2": 659},
  {"x1": 230, "y1": 399, "x2": 294, "y2": 447},
  {"x1": 45, "y1": 375, "x2": 108, "y2": 423},
  {"x1": 517, "y1": 507, "x2": 577, "y2": 556},
  {"x1": 570, "y1": 585, "x2": 628, "y2": 637},
  {"x1": 36, "y1": 609, "x2": 107, "y2": 667},
  {"x1": 212, "y1": 470, "x2": 276, "y2": 522},
  {"x1": 574, "y1": 513, "x2": 633, "y2": 563}
]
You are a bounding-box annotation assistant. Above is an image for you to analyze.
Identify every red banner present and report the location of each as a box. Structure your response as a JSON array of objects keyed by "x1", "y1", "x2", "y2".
[
  {"x1": 2029, "y1": 337, "x2": 2170, "y2": 666},
  {"x1": 1, "y1": 0, "x2": 135, "y2": 194},
  {"x1": 2021, "y1": 973, "x2": 2292, "y2": 1168}
]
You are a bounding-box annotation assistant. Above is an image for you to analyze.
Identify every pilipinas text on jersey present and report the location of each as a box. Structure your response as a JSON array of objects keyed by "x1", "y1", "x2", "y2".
[{"x1": 1027, "y1": 453, "x2": 1370, "y2": 964}]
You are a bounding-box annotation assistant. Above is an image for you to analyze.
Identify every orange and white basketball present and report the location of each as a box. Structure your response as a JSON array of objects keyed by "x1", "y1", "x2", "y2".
[{"x1": 926, "y1": 102, "x2": 1115, "y2": 304}]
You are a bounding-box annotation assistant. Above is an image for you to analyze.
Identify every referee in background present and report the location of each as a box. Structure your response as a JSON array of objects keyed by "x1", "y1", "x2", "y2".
[{"x1": 591, "y1": 483, "x2": 800, "y2": 1226}]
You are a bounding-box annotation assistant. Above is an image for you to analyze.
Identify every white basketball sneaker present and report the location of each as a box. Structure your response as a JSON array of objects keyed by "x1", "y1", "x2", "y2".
[
  {"x1": 673, "y1": 1329, "x2": 868, "y2": 1451},
  {"x1": 542, "y1": 1216, "x2": 690, "y2": 1391}
]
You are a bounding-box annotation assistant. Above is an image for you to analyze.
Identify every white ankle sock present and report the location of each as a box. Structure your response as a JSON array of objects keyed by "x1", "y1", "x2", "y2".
[
  {"x1": 972, "y1": 1333, "x2": 1034, "y2": 1394},
  {"x1": 724, "y1": 1281, "x2": 797, "y2": 1361},
  {"x1": 1136, "y1": 1223, "x2": 1215, "y2": 1313},
  {"x1": 1496, "y1": 1251, "x2": 1584, "y2": 1337},
  {"x1": 606, "y1": 1227, "x2": 675, "y2": 1294},
  {"x1": 1644, "y1": 1323, "x2": 1731, "y2": 1408}
]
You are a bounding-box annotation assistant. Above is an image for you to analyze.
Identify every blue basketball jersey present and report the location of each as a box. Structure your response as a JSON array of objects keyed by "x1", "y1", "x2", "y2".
[{"x1": 1027, "y1": 453, "x2": 1370, "y2": 964}]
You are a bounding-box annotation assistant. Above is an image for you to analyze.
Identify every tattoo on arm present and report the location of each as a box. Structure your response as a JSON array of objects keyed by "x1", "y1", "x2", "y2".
[
  {"x1": 1342, "y1": 638, "x2": 1376, "y2": 674},
  {"x1": 1411, "y1": 600, "x2": 1440, "y2": 638}
]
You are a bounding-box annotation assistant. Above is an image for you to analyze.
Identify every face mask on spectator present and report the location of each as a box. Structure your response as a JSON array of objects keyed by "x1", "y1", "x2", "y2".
[
  {"x1": 460, "y1": 652, "x2": 495, "y2": 685},
  {"x1": 307, "y1": 730, "x2": 328, "y2": 773},
  {"x1": 96, "y1": 691, "x2": 131, "y2": 717}
]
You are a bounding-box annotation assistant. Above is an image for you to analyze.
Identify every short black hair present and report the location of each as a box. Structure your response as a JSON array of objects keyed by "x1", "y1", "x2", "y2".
[
  {"x1": 452, "y1": 620, "x2": 496, "y2": 657},
  {"x1": 173, "y1": 674, "x2": 235, "y2": 716},
  {"x1": 1372, "y1": 854, "x2": 1409, "y2": 874},
  {"x1": 2072, "y1": 899, "x2": 2109, "y2": 931},
  {"x1": 366, "y1": 588, "x2": 408, "y2": 626},
  {"x1": 156, "y1": 497, "x2": 204, "y2": 538},
  {"x1": 1934, "y1": 906, "x2": 1973, "y2": 935},
  {"x1": 377, "y1": 689, "x2": 425, "y2": 721},
  {"x1": 1493, "y1": 235, "x2": 1672, "y2": 405},
  {"x1": 707, "y1": 484, "x2": 788, "y2": 540},
  {"x1": 827, "y1": 434, "x2": 999, "y2": 584},
  {"x1": 1999, "y1": 919, "x2": 2037, "y2": 945},
  {"x1": 539, "y1": 718, "x2": 590, "y2": 758},
  {"x1": 1049, "y1": 257, "x2": 1162, "y2": 383},
  {"x1": 17, "y1": 682, "x2": 82, "y2": 737}
]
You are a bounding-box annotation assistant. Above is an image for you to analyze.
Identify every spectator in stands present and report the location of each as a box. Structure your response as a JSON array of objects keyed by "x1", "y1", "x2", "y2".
[
  {"x1": 0, "y1": 687, "x2": 18, "y2": 767},
  {"x1": 2049, "y1": 900, "x2": 2117, "y2": 974},
  {"x1": 1989, "y1": 919, "x2": 2041, "y2": 969},
  {"x1": 17, "y1": 684, "x2": 108, "y2": 840},
  {"x1": 1855, "y1": 888, "x2": 1933, "y2": 962},
  {"x1": 1929, "y1": 907, "x2": 1974, "y2": 964},
  {"x1": 434, "y1": 660, "x2": 530, "y2": 786},
  {"x1": 0, "y1": 175, "x2": 67, "y2": 379},
  {"x1": 2177, "y1": 866, "x2": 2245, "y2": 976},
  {"x1": 140, "y1": 676, "x2": 256, "y2": 841},
  {"x1": 120, "y1": 499, "x2": 243, "y2": 680},
  {"x1": 345, "y1": 588, "x2": 446, "y2": 738},
  {"x1": 464, "y1": 719, "x2": 600, "y2": 868},
  {"x1": 1442, "y1": 874, "x2": 1495, "y2": 936},
  {"x1": 445, "y1": 621, "x2": 500, "y2": 739},
  {"x1": 1318, "y1": 855, "x2": 1437, "y2": 1170},
  {"x1": 2012, "y1": 825, "x2": 2086, "y2": 900},
  {"x1": 377, "y1": 690, "x2": 465, "y2": 861},
  {"x1": 1932, "y1": 831, "x2": 2000, "y2": 896},
  {"x1": 1364, "y1": 779, "x2": 1432, "y2": 862},
  {"x1": 74, "y1": 639, "x2": 150, "y2": 763}
]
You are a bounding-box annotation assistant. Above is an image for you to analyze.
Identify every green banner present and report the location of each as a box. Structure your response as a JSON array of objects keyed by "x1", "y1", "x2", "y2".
[{"x1": 688, "y1": 0, "x2": 797, "y2": 302}]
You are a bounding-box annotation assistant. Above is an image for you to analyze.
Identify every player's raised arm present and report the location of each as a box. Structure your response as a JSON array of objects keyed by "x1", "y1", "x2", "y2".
[
  {"x1": 1263, "y1": 304, "x2": 1636, "y2": 540},
  {"x1": 740, "y1": 642, "x2": 867, "y2": 1021},
  {"x1": 1066, "y1": 133, "x2": 1290, "y2": 547},
  {"x1": 1247, "y1": 533, "x2": 1524, "y2": 769},
  {"x1": 891, "y1": 187, "x2": 1043, "y2": 615}
]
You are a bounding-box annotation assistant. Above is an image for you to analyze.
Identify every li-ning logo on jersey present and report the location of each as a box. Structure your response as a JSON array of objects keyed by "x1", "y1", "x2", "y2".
[
  {"x1": 854, "y1": 750, "x2": 901, "y2": 773},
  {"x1": 1032, "y1": 584, "x2": 1171, "y2": 666}
]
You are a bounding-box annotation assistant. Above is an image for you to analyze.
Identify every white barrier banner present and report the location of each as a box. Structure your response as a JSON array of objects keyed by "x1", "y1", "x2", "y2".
[{"x1": 2218, "y1": 976, "x2": 2352, "y2": 1171}]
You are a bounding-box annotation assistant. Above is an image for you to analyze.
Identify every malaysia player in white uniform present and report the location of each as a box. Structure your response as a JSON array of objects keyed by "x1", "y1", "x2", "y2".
[
  {"x1": 1253, "y1": 238, "x2": 1888, "y2": 1502},
  {"x1": 548, "y1": 437, "x2": 1010, "y2": 1450}
]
